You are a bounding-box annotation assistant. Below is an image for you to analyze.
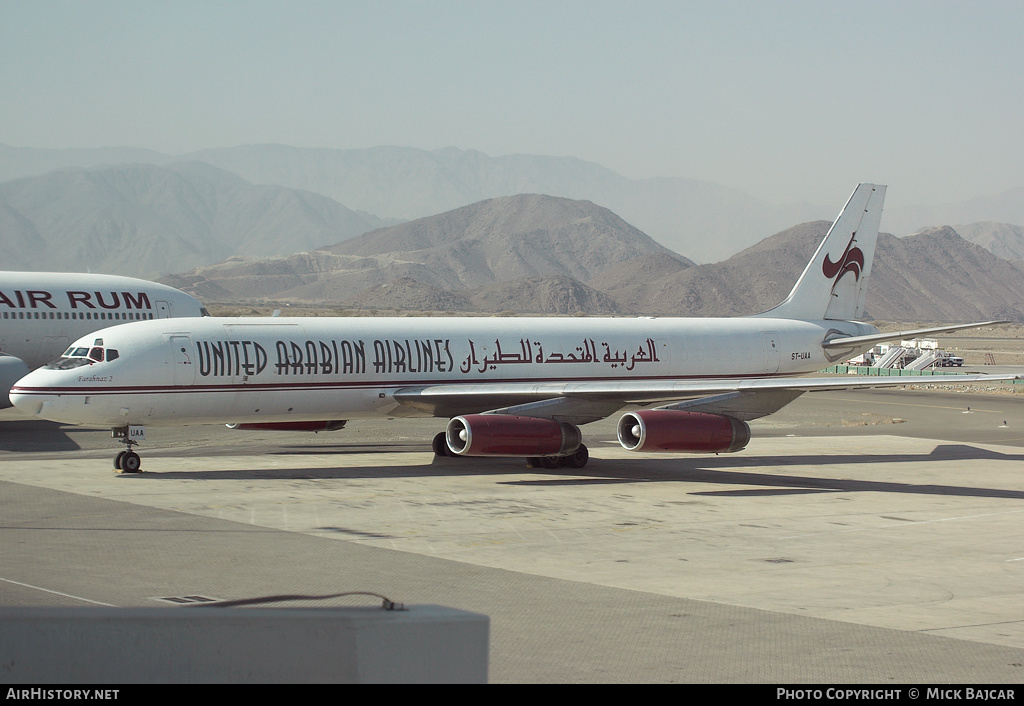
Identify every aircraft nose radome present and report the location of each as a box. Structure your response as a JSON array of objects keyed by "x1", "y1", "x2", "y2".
[
  {"x1": 10, "y1": 373, "x2": 47, "y2": 416},
  {"x1": 11, "y1": 396, "x2": 43, "y2": 417},
  {"x1": 9, "y1": 389, "x2": 43, "y2": 416}
]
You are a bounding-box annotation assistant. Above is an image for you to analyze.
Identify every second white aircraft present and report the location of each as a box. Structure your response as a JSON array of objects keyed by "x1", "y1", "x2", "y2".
[
  {"x1": 10, "y1": 184, "x2": 1014, "y2": 471},
  {"x1": 0, "y1": 271, "x2": 208, "y2": 407}
]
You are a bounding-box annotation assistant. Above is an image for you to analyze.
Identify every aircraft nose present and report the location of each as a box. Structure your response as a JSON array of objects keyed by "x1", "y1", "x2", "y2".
[
  {"x1": 10, "y1": 393, "x2": 44, "y2": 417},
  {"x1": 1, "y1": 356, "x2": 31, "y2": 410},
  {"x1": 10, "y1": 371, "x2": 49, "y2": 417}
]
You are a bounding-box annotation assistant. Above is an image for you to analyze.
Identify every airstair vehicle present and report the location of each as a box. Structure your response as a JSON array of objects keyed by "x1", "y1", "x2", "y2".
[
  {"x1": 872, "y1": 346, "x2": 908, "y2": 369},
  {"x1": 904, "y1": 350, "x2": 941, "y2": 370}
]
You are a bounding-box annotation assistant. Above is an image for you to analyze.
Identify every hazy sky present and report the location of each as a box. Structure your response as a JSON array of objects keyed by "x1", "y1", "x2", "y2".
[{"x1": 2, "y1": 0, "x2": 1022, "y2": 206}]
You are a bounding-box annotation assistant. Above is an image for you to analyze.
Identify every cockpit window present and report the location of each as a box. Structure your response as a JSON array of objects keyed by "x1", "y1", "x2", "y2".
[
  {"x1": 45, "y1": 344, "x2": 119, "y2": 369},
  {"x1": 45, "y1": 357, "x2": 94, "y2": 370}
]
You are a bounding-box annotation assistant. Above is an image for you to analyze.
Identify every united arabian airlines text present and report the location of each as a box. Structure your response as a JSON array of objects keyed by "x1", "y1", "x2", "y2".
[{"x1": 192, "y1": 336, "x2": 664, "y2": 378}]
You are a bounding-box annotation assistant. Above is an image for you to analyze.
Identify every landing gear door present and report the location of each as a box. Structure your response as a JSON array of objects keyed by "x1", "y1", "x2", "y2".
[{"x1": 170, "y1": 335, "x2": 195, "y2": 386}]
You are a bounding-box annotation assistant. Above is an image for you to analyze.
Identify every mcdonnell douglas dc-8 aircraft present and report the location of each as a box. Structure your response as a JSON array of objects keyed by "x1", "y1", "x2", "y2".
[
  {"x1": 0, "y1": 272, "x2": 208, "y2": 408},
  {"x1": 10, "y1": 184, "x2": 1016, "y2": 472}
]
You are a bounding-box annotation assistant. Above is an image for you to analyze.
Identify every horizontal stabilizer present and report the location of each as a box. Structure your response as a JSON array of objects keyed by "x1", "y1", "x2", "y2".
[{"x1": 822, "y1": 321, "x2": 1009, "y2": 350}]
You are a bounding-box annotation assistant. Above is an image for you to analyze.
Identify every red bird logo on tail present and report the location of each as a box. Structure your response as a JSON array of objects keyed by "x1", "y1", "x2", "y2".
[{"x1": 822, "y1": 232, "x2": 864, "y2": 287}]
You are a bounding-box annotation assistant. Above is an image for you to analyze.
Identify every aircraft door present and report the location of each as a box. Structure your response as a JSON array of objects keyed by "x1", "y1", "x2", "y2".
[
  {"x1": 170, "y1": 335, "x2": 196, "y2": 385},
  {"x1": 155, "y1": 301, "x2": 171, "y2": 318},
  {"x1": 763, "y1": 332, "x2": 781, "y2": 374}
]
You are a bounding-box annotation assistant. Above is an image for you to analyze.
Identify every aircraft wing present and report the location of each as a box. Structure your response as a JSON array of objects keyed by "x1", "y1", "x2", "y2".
[{"x1": 393, "y1": 372, "x2": 1019, "y2": 423}]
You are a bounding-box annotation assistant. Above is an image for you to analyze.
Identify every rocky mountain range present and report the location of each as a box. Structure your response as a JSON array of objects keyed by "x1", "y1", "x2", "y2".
[
  {"x1": 0, "y1": 161, "x2": 388, "y2": 277},
  {"x1": 0, "y1": 144, "x2": 817, "y2": 265},
  {"x1": 688, "y1": 223, "x2": 1024, "y2": 322},
  {"x1": 163, "y1": 195, "x2": 1024, "y2": 322},
  {"x1": 162, "y1": 195, "x2": 692, "y2": 314},
  {"x1": 945, "y1": 222, "x2": 1024, "y2": 261},
  {"x1": 6, "y1": 143, "x2": 1023, "y2": 268}
]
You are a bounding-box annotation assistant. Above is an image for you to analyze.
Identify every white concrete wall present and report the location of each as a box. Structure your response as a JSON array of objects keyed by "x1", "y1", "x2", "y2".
[{"x1": 0, "y1": 605, "x2": 489, "y2": 683}]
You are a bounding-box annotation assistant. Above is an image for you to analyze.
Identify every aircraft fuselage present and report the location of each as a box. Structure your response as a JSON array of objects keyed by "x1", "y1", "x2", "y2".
[{"x1": 11, "y1": 315, "x2": 876, "y2": 427}]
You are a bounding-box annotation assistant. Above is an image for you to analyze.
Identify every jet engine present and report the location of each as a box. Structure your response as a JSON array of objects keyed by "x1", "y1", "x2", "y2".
[
  {"x1": 616, "y1": 410, "x2": 750, "y2": 453},
  {"x1": 225, "y1": 420, "x2": 347, "y2": 432},
  {"x1": 445, "y1": 414, "x2": 581, "y2": 457}
]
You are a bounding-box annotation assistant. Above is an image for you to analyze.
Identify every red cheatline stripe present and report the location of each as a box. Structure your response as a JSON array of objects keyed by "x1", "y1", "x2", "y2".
[{"x1": 11, "y1": 371, "x2": 798, "y2": 397}]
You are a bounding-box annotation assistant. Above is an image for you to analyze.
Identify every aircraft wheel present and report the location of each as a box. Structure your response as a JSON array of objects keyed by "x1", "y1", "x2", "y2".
[
  {"x1": 120, "y1": 451, "x2": 142, "y2": 473},
  {"x1": 561, "y1": 444, "x2": 589, "y2": 469},
  {"x1": 114, "y1": 451, "x2": 126, "y2": 470},
  {"x1": 431, "y1": 432, "x2": 449, "y2": 457},
  {"x1": 540, "y1": 456, "x2": 561, "y2": 469}
]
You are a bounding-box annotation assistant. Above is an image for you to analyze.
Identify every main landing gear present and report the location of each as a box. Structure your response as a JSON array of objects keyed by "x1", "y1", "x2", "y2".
[
  {"x1": 528, "y1": 444, "x2": 589, "y2": 469},
  {"x1": 111, "y1": 426, "x2": 143, "y2": 473},
  {"x1": 430, "y1": 432, "x2": 590, "y2": 469}
]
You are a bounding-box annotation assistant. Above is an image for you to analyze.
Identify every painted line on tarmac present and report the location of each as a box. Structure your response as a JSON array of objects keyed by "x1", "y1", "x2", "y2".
[
  {"x1": 779, "y1": 508, "x2": 1024, "y2": 540},
  {"x1": 0, "y1": 576, "x2": 116, "y2": 606}
]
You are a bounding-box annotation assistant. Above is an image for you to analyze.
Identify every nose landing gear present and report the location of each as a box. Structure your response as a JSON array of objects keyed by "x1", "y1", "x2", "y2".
[{"x1": 112, "y1": 426, "x2": 144, "y2": 473}]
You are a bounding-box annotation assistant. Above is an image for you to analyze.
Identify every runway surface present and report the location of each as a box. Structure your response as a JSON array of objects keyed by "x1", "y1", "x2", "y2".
[{"x1": 2, "y1": 386, "x2": 1023, "y2": 683}]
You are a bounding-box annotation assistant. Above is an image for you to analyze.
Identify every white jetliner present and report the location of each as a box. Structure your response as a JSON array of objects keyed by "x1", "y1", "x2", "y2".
[
  {"x1": 0, "y1": 272, "x2": 209, "y2": 408},
  {"x1": 10, "y1": 185, "x2": 1014, "y2": 472}
]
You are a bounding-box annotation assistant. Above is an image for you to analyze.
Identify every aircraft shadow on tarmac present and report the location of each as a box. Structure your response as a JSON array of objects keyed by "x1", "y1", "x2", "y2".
[
  {"x1": 0, "y1": 420, "x2": 84, "y2": 452},
  {"x1": 122, "y1": 443, "x2": 1024, "y2": 501}
]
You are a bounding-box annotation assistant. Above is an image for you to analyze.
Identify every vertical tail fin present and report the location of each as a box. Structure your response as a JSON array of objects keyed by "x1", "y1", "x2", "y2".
[{"x1": 758, "y1": 183, "x2": 886, "y2": 321}]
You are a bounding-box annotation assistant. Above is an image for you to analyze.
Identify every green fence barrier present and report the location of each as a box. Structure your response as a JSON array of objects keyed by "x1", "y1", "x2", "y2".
[{"x1": 819, "y1": 364, "x2": 1023, "y2": 383}]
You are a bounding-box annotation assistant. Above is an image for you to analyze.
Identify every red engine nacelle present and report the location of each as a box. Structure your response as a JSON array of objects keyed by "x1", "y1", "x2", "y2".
[
  {"x1": 616, "y1": 410, "x2": 750, "y2": 453},
  {"x1": 445, "y1": 414, "x2": 581, "y2": 457},
  {"x1": 226, "y1": 420, "x2": 347, "y2": 432}
]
